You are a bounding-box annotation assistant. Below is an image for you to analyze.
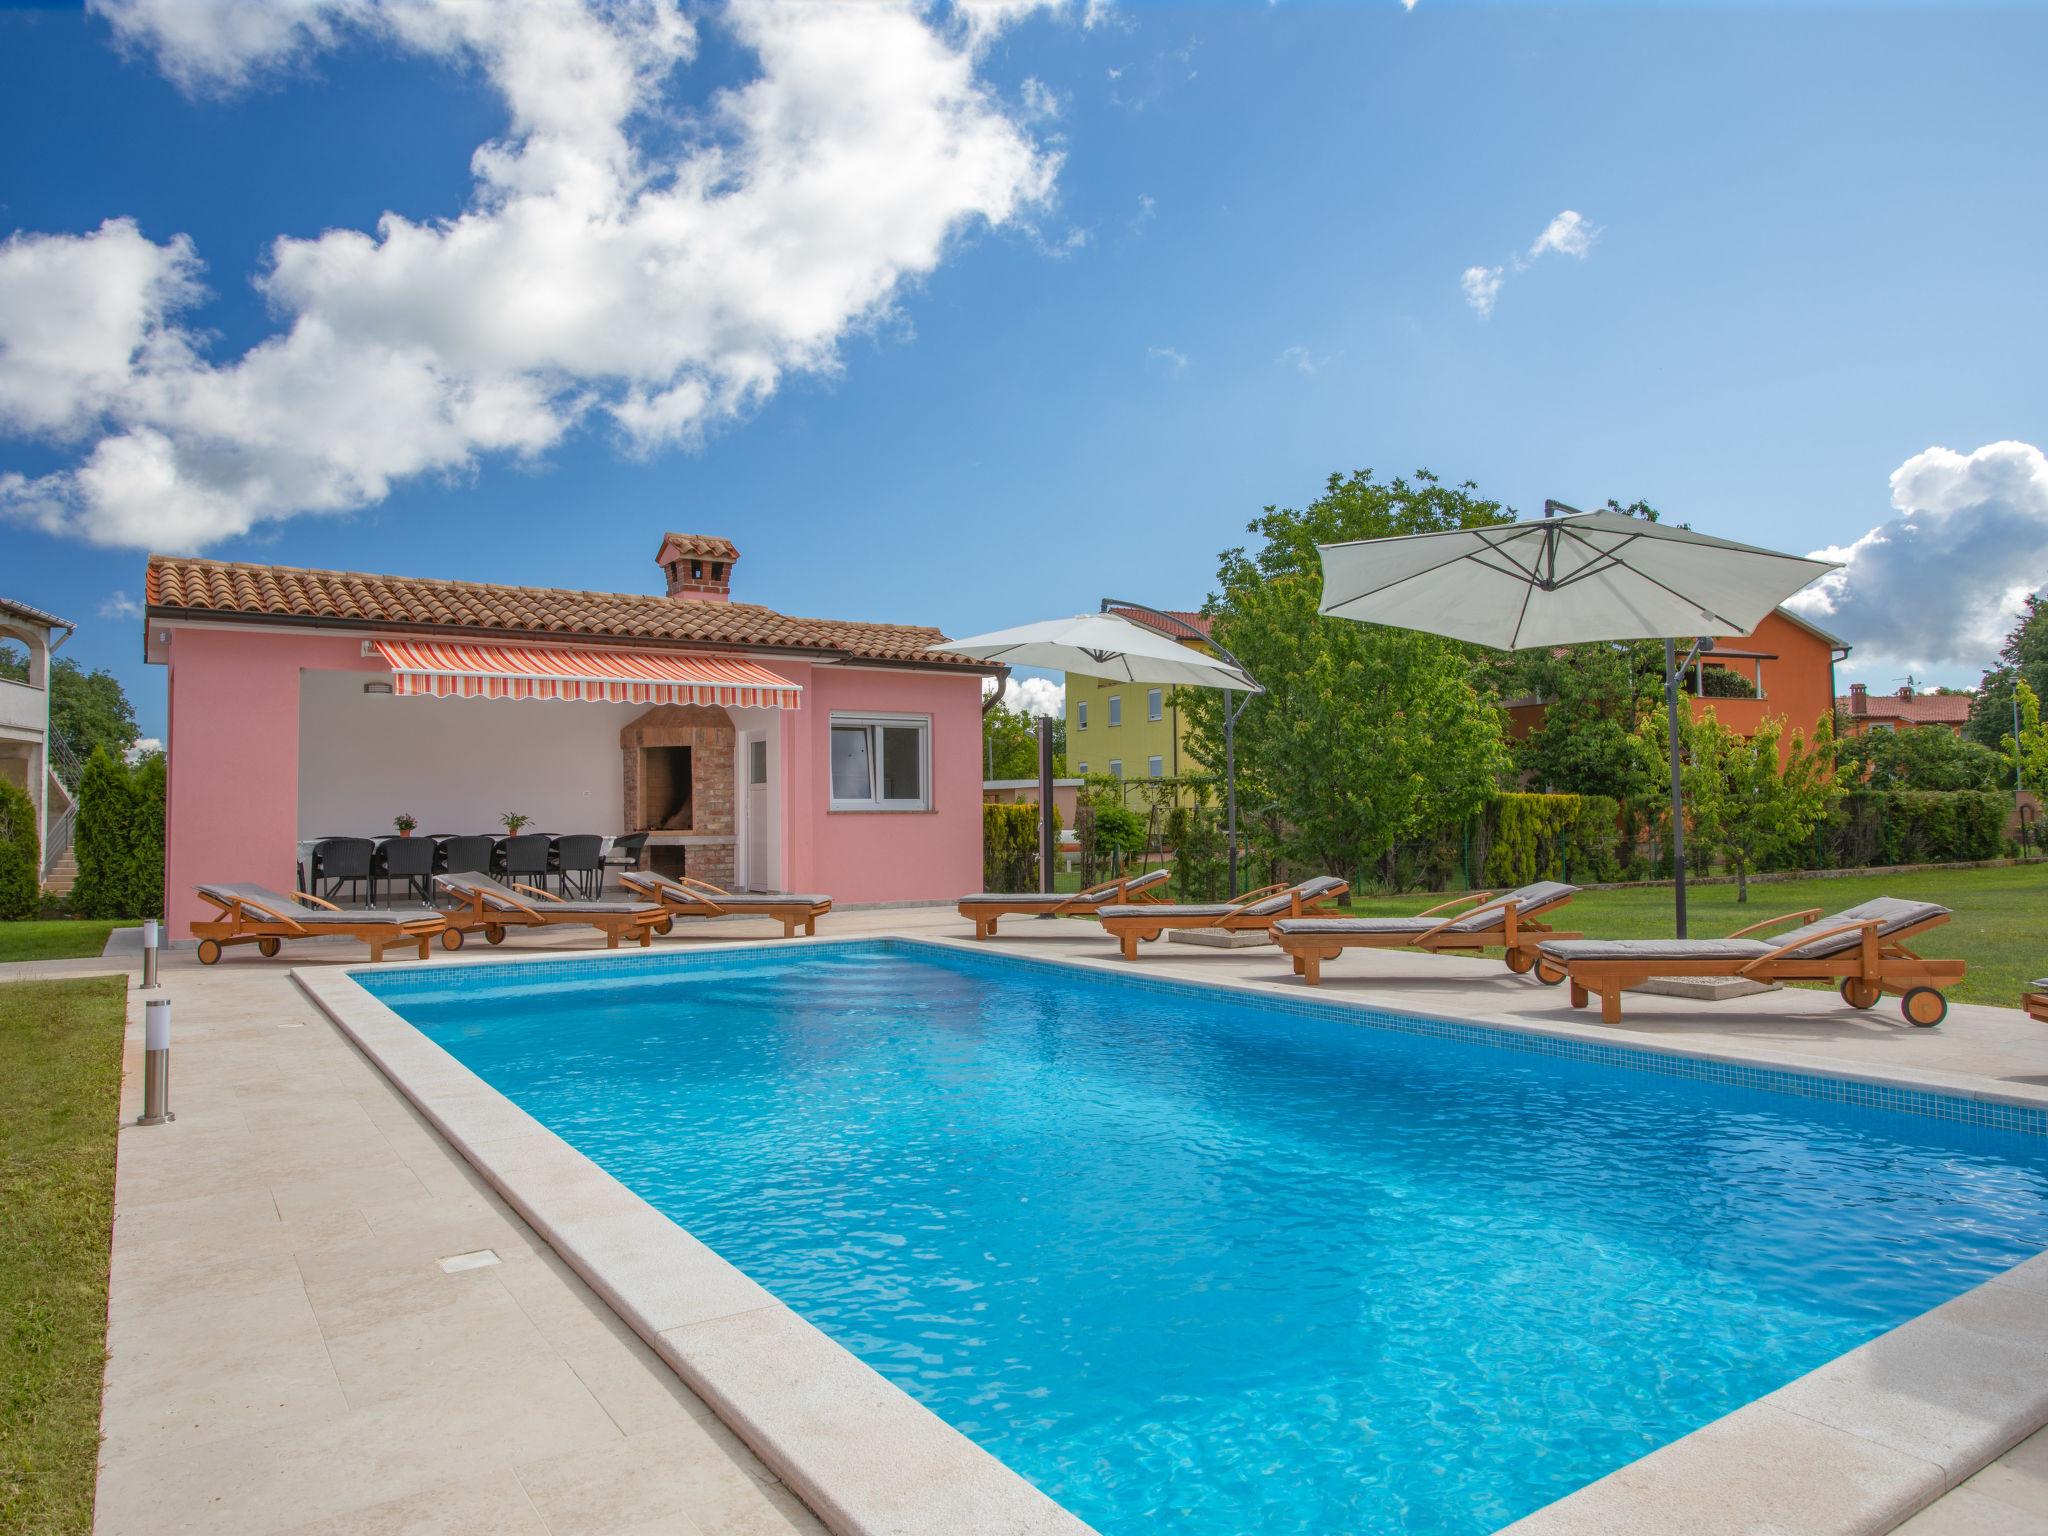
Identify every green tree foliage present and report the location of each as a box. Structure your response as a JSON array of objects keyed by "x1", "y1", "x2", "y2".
[
  {"x1": 1654, "y1": 709, "x2": 1841, "y2": 901},
  {"x1": 1181, "y1": 469, "x2": 1513, "y2": 885},
  {"x1": 2003, "y1": 678, "x2": 2048, "y2": 798},
  {"x1": 0, "y1": 779, "x2": 38, "y2": 920},
  {"x1": 69, "y1": 747, "x2": 164, "y2": 919},
  {"x1": 0, "y1": 637, "x2": 28, "y2": 684},
  {"x1": 1967, "y1": 594, "x2": 2048, "y2": 749},
  {"x1": 1497, "y1": 641, "x2": 1666, "y2": 799},
  {"x1": 982, "y1": 700, "x2": 1064, "y2": 780},
  {"x1": 1481, "y1": 793, "x2": 1622, "y2": 887},
  {"x1": 49, "y1": 658, "x2": 140, "y2": 765},
  {"x1": 982, "y1": 801, "x2": 1059, "y2": 891},
  {"x1": 1822, "y1": 790, "x2": 2008, "y2": 868},
  {"x1": 1837, "y1": 724, "x2": 2007, "y2": 791}
]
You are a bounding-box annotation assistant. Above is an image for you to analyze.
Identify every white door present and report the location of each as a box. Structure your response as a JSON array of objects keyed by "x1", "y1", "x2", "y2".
[{"x1": 744, "y1": 734, "x2": 771, "y2": 890}]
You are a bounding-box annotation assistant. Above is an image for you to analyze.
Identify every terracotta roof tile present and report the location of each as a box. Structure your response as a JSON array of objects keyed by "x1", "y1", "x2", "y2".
[
  {"x1": 656, "y1": 533, "x2": 740, "y2": 561},
  {"x1": 1838, "y1": 692, "x2": 1973, "y2": 725},
  {"x1": 144, "y1": 556, "x2": 982, "y2": 668},
  {"x1": 1108, "y1": 605, "x2": 1213, "y2": 641}
]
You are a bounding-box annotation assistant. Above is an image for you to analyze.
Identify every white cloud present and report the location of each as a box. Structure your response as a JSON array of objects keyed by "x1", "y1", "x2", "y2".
[
  {"x1": 98, "y1": 590, "x2": 145, "y2": 620},
  {"x1": 1529, "y1": 208, "x2": 1599, "y2": 260},
  {"x1": 1460, "y1": 265, "x2": 1503, "y2": 318},
  {"x1": 980, "y1": 673, "x2": 1064, "y2": 716},
  {"x1": 1019, "y1": 75, "x2": 1061, "y2": 120},
  {"x1": 1786, "y1": 440, "x2": 2048, "y2": 672},
  {"x1": 1146, "y1": 344, "x2": 1189, "y2": 375},
  {"x1": 1131, "y1": 192, "x2": 1155, "y2": 231},
  {"x1": 1460, "y1": 208, "x2": 1598, "y2": 317},
  {"x1": 1278, "y1": 343, "x2": 1325, "y2": 374},
  {"x1": 124, "y1": 736, "x2": 164, "y2": 764},
  {"x1": 1401, "y1": 0, "x2": 1418, "y2": 10},
  {"x1": 6, "y1": 0, "x2": 1064, "y2": 549}
]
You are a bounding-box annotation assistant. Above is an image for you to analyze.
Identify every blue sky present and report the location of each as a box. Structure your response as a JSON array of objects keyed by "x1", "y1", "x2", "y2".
[{"x1": 4, "y1": 0, "x2": 2046, "y2": 741}]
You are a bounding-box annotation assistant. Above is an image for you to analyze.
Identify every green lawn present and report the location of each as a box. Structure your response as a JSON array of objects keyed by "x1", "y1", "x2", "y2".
[
  {"x1": 1, "y1": 976, "x2": 126, "y2": 1536},
  {"x1": 1339, "y1": 862, "x2": 2048, "y2": 1008},
  {"x1": 0, "y1": 923, "x2": 131, "y2": 965}
]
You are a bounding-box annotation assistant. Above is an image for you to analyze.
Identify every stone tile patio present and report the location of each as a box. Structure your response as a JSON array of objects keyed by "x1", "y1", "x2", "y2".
[{"x1": 14, "y1": 901, "x2": 2046, "y2": 1534}]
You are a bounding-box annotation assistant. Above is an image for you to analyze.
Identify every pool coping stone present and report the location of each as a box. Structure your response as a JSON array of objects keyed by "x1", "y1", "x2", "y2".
[{"x1": 295, "y1": 931, "x2": 2048, "y2": 1536}]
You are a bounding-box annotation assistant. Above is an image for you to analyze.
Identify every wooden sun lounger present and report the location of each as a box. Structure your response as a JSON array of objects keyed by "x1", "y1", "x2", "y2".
[
  {"x1": 1536, "y1": 898, "x2": 1965, "y2": 1028},
  {"x1": 1097, "y1": 876, "x2": 1350, "y2": 962},
  {"x1": 435, "y1": 874, "x2": 665, "y2": 950},
  {"x1": 957, "y1": 868, "x2": 1171, "y2": 940},
  {"x1": 619, "y1": 871, "x2": 832, "y2": 939},
  {"x1": 2025, "y1": 980, "x2": 2048, "y2": 1025},
  {"x1": 1272, "y1": 881, "x2": 1581, "y2": 985},
  {"x1": 191, "y1": 883, "x2": 447, "y2": 964}
]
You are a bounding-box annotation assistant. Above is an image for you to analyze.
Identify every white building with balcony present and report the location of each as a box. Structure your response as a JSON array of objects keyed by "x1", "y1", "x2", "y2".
[{"x1": 0, "y1": 596, "x2": 78, "y2": 885}]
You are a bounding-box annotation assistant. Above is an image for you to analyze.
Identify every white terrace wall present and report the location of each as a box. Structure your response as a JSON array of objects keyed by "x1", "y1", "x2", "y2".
[{"x1": 296, "y1": 669, "x2": 641, "y2": 840}]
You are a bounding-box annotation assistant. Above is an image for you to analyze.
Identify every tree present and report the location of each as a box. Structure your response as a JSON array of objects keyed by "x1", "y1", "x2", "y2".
[
  {"x1": 1635, "y1": 706, "x2": 1840, "y2": 901},
  {"x1": 2003, "y1": 679, "x2": 2048, "y2": 799},
  {"x1": 50, "y1": 657, "x2": 140, "y2": 764},
  {"x1": 0, "y1": 778, "x2": 37, "y2": 920},
  {"x1": 1181, "y1": 469, "x2": 1513, "y2": 886},
  {"x1": 981, "y1": 700, "x2": 1065, "y2": 780},
  {"x1": 1966, "y1": 594, "x2": 2048, "y2": 748},
  {"x1": 1498, "y1": 640, "x2": 1666, "y2": 799},
  {"x1": 1837, "y1": 724, "x2": 2006, "y2": 791}
]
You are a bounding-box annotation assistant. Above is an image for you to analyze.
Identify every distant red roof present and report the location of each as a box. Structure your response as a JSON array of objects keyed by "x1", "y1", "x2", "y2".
[
  {"x1": 1839, "y1": 690, "x2": 1973, "y2": 726},
  {"x1": 1108, "y1": 606, "x2": 1212, "y2": 643}
]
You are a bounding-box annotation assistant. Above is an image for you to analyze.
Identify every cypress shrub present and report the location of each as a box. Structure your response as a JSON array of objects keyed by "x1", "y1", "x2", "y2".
[
  {"x1": 1822, "y1": 789, "x2": 2005, "y2": 867},
  {"x1": 70, "y1": 747, "x2": 165, "y2": 918},
  {"x1": 1482, "y1": 792, "x2": 1622, "y2": 887},
  {"x1": 983, "y1": 801, "x2": 1061, "y2": 891},
  {"x1": 0, "y1": 778, "x2": 37, "y2": 920}
]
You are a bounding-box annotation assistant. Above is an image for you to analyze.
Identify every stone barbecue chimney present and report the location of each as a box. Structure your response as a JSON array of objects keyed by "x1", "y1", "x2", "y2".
[
  {"x1": 656, "y1": 534, "x2": 739, "y2": 602},
  {"x1": 1848, "y1": 682, "x2": 1868, "y2": 716}
]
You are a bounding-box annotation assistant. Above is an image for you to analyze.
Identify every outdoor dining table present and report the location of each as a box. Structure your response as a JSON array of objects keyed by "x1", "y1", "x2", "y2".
[{"x1": 296, "y1": 834, "x2": 618, "y2": 899}]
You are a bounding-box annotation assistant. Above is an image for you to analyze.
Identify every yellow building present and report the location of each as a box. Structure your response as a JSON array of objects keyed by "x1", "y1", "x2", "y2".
[{"x1": 1064, "y1": 608, "x2": 1214, "y2": 782}]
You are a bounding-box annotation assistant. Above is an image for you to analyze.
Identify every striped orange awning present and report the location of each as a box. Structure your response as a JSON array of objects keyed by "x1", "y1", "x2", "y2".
[{"x1": 371, "y1": 639, "x2": 802, "y2": 709}]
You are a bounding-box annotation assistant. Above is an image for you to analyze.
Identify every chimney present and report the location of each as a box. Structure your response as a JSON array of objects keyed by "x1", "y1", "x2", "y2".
[
  {"x1": 656, "y1": 533, "x2": 739, "y2": 603},
  {"x1": 1849, "y1": 682, "x2": 1868, "y2": 716}
]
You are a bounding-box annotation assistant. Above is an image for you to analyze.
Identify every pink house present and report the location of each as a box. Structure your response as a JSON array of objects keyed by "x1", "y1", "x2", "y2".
[{"x1": 145, "y1": 534, "x2": 996, "y2": 936}]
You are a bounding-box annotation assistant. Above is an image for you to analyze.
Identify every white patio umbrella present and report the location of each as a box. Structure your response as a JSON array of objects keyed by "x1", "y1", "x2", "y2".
[
  {"x1": 1318, "y1": 506, "x2": 1839, "y2": 935},
  {"x1": 936, "y1": 605, "x2": 1263, "y2": 894}
]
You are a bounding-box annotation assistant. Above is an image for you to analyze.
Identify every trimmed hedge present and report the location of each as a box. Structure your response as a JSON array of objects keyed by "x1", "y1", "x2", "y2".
[
  {"x1": 69, "y1": 748, "x2": 165, "y2": 920},
  {"x1": 0, "y1": 778, "x2": 37, "y2": 920},
  {"x1": 983, "y1": 800, "x2": 1061, "y2": 892},
  {"x1": 1481, "y1": 792, "x2": 1622, "y2": 888},
  {"x1": 1818, "y1": 789, "x2": 2006, "y2": 869}
]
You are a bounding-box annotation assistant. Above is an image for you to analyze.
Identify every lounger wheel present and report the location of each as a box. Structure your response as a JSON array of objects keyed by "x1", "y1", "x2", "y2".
[
  {"x1": 440, "y1": 928, "x2": 465, "y2": 951},
  {"x1": 196, "y1": 938, "x2": 222, "y2": 965},
  {"x1": 1504, "y1": 948, "x2": 1535, "y2": 976},
  {"x1": 1535, "y1": 958, "x2": 1568, "y2": 987},
  {"x1": 1839, "y1": 977, "x2": 1882, "y2": 1010},
  {"x1": 654, "y1": 917, "x2": 673, "y2": 936},
  {"x1": 257, "y1": 937, "x2": 281, "y2": 957},
  {"x1": 1900, "y1": 987, "x2": 1947, "y2": 1028},
  {"x1": 484, "y1": 924, "x2": 506, "y2": 945}
]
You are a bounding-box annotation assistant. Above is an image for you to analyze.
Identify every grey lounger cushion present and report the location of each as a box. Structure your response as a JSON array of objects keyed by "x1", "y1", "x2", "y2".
[
  {"x1": 1275, "y1": 880, "x2": 1580, "y2": 939},
  {"x1": 961, "y1": 869, "x2": 1170, "y2": 905},
  {"x1": 1538, "y1": 898, "x2": 1951, "y2": 965},
  {"x1": 623, "y1": 873, "x2": 830, "y2": 907},
  {"x1": 437, "y1": 873, "x2": 651, "y2": 915},
  {"x1": 1099, "y1": 902, "x2": 1241, "y2": 919},
  {"x1": 197, "y1": 883, "x2": 442, "y2": 925},
  {"x1": 1103, "y1": 875, "x2": 1349, "y2": 922}
]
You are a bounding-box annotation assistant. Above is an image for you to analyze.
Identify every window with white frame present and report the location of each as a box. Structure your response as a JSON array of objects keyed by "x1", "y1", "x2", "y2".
[
  {"x1": 829, "y1": 713, "x2": 930, "y2": 810},
  {"x1": 1108, "y1": 759, "x2": 1123, "y2": 779},
  {"x1": 1147, "y1": 688, "x2": 1162, "y2": 721},
  {"x1": 1108, "y1": 696, "x2": 1122, "y2": 727},
  {"x1": 1077, "y1": 701, "x2": 1088, "y2": 730},
  {"x1": 1148, "y1": 755, "x2": 1163, "y2": 777}
]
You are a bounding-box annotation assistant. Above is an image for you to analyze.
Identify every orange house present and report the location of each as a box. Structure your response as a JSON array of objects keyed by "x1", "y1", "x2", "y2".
[
  {"x1": 1835, "y1": 683, "x2": 1972, "y2": 737},
  {"x1": 1506, "y1": 607, "x2": 1850, "y2": 765}
]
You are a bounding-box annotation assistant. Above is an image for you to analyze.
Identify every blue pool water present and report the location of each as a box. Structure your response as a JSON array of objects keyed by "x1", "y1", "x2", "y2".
[{"x1": 362, "y1": 942, "x2": 2048, "y2": 1535}]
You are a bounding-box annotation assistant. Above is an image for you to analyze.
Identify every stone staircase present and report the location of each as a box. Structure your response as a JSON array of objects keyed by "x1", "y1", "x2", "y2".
[{"x1": 41, "y1": 847, "x2": 77, "y2": 897}]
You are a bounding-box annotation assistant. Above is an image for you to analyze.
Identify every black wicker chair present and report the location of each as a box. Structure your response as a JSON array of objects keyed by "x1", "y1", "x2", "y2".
[
  {"x1": 601, "y1": 832, "x2": 650, "y2": 894},
  {"x1": 497, "y1": 833, "x2": 553, "y2": 891},
  {"x1": 552, "y1": 835, "x2": 606, "y2": 900},
  {"x1": 372, "y1": 836, "x2": 436, "y2": 907},
  {"x1": 310, "y1": 837, "x2": 374, "y2": 905}
]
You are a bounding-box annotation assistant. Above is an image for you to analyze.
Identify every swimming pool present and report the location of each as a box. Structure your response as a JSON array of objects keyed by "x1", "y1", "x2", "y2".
[{"x1": 361, "y1": 940, "x2": 2048, "y2": 1535}]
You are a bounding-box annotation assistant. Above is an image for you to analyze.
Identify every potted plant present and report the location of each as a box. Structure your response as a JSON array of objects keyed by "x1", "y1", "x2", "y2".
[
  {"x1": 500, "y1": 811, "x2": 531, "y2": 835},
  {"x1": 393, "y1": 813, "x2": 418, "y2": 837}
]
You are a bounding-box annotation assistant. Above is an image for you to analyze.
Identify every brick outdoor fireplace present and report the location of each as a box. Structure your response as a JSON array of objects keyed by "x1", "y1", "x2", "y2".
[{"x1": 620, "y1": 704, "x2": 736, "y2": 888}]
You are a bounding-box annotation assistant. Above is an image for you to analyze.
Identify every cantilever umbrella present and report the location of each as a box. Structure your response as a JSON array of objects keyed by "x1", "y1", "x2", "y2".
[
  {"x1": 935, "y1": 606, "x2": 1263, "y2": 894},
  {"x1": 1317, "y1": 507, "x2": 1839, "y2": 935}
]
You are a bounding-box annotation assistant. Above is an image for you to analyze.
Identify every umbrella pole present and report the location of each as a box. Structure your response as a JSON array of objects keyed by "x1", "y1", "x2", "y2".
[
  {"x1": 1664, "y1": 637, "x2": 1688, "y2": 939},
  {"x1": 1037, "y1": 715, "x2": 1055, "y2": 896},
  {"x1": 1224, "y1": 687, "x2": 1238, "y2": 898}
]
